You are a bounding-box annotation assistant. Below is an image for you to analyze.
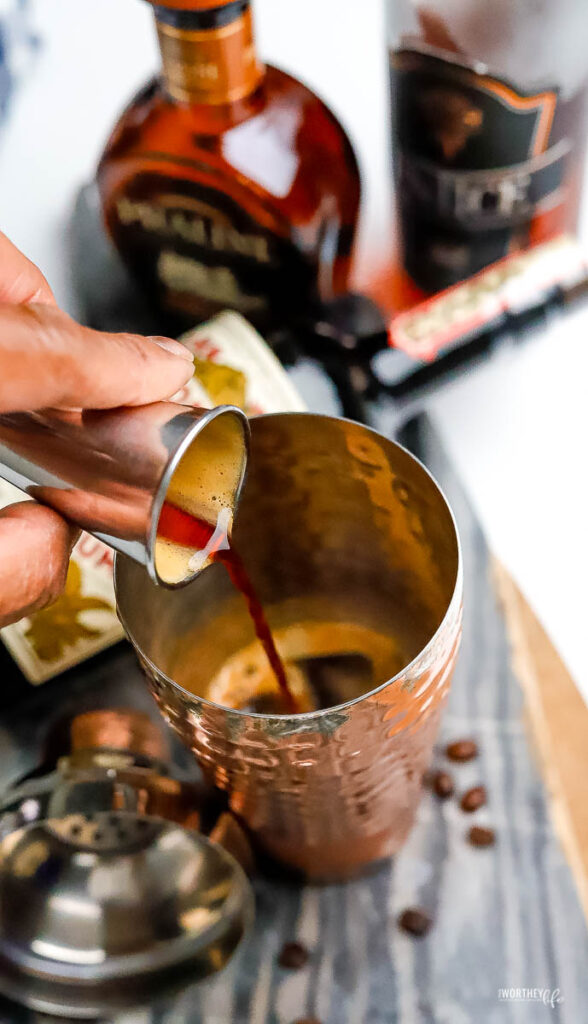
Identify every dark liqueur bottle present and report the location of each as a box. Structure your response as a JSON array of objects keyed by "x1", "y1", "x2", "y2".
[{"x1": 385, "y1": 0, "x2": 588, "y2": 310}]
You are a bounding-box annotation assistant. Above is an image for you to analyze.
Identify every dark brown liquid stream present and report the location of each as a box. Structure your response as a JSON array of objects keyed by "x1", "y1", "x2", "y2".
[{"x1": 158, "y1": 502, "x2": 298, "y2": 713}]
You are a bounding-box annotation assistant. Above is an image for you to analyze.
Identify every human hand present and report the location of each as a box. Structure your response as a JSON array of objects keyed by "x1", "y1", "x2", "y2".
[{"x1": 0, "y1": 231, "x2": 194, "y2": 626}]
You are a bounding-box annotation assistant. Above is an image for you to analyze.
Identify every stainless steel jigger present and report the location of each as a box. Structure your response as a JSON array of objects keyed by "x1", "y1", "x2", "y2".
[{"x1": 0, "y1": 402, "x2": 249, "y2": 586}]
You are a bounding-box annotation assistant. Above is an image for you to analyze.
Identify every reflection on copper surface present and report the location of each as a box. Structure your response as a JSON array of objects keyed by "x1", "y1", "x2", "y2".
[{"x1": 70, "y1": 709, "x2": 169, "y2": 762}]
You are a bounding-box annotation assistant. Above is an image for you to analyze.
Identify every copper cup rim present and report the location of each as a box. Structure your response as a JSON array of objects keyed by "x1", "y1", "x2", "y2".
[{"x1": 117, "y1": 412, "x2": 463, "y2": 721}]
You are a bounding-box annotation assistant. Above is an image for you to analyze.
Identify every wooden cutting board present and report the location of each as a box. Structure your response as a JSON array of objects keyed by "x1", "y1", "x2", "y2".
[{"x1": 494, "y1": 561, "x2": 588, "y2": 922}]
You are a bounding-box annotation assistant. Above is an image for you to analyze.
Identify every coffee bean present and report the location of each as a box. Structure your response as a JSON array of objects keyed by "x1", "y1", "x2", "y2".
[
  {"x1": 460, "y1": 785, "x2": 487, "y2": 812},
  {"x1": 398, "y1": 907, "x2": 432, "y2": 937},
  {"x1": 446, "y1": 739, "x2": 478, "y2": 762},
  {"x1": 468, "y1": 825, "x2": 496, "y2": 847},
  {"x1": 292, "y1": 1018, "x2": 322, "y2": 1024},
  {"x1": 432, "y1": 770, "x2": 454, "y2": 799},
  {"x1": 279, "y1": 941, "x2": 310, "y2": 969}
]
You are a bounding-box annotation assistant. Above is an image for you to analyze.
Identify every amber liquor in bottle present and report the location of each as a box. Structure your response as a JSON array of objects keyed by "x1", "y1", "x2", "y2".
[{"x1": 97, "y1": 0, "x2": 361, "y2": 336}]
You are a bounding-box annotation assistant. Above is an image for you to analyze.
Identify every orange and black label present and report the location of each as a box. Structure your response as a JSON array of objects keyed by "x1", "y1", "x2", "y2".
[
  {"x1": 157, "y1": 7, "x2": 262, "y2": 105},
  {"x1": 390, "y1": 48, "x2": 574, "y2": 291}
]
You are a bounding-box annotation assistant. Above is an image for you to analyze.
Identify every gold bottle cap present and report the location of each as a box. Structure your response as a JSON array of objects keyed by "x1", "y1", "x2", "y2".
[{"x1": 70, "y1": 710, "x2": 169, "y2": 761}]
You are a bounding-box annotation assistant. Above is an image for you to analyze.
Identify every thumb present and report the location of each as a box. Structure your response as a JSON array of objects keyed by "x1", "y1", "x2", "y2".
[
  {"x1": 0, "y1": 303, "x2": 195, "y2": 412},
  {"x1": 0, "y1": 502, "x2": 76, "y2": 626}
]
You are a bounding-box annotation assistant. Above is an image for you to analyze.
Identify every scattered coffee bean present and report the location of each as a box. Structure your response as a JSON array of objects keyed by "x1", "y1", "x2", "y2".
[
  {"x1": 460, "y1": 785, "x2": 487, "y2": 813},
  {"x1": 432, "y1": 770, "x2": 454, "y2": 799},
  {"x1": 446, "y1": 739, "x2": 478, "y2": 762},
  {"x1": 279, "y1": 941, "x2": 310, "y2": 970},
  {"x1": 468, "y1": 825, "x2": 496, "y2": 847},
  {"x1": 398, "y1": 907, "x2": 432, "y2": 937}
]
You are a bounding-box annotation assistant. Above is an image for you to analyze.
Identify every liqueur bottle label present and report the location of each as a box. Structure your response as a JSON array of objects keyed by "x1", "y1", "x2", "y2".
[
  {"x1": 389, "y1": 235, "x2": 587, "y2": 359},
  {"x1": 390, "y1": 46, "x2": 573, "y2": 291},
  {"x1": 111, "y1": 179, "x2": 315, "y2": 329}
]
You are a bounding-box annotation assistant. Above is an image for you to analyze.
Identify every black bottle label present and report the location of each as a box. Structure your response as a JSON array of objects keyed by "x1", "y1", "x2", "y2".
[
  {"x1": 111, "y1": 175, "x2": 316, "y2": 331},
  {"x1": 390, "y1": 47, "x2": 570, "y2": 292}
]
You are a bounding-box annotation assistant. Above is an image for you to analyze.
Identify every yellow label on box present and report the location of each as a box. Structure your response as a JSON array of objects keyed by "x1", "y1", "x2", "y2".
[{"x1": 174, "y1": 312, "x2": 307, "y2": 415}]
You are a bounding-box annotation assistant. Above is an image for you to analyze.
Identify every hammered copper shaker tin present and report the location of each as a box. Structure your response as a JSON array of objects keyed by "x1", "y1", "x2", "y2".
[{"x1": 116, "y1": 413, "x2": 462, "y2": 880}]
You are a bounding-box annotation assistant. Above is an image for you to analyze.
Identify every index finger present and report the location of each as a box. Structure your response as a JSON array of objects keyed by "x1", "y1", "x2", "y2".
[{"x1": 0, "y1": 303, "x2": 195, "y2": 412}]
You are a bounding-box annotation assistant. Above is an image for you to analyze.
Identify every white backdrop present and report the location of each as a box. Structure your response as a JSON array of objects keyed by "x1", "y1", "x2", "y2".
[{"x1": 1, "y1": 0, "x2": 587, "y2": 697}]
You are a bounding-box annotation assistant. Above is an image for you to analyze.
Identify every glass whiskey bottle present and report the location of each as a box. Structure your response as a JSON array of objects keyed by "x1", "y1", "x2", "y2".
[{"x1": 97, "y1": 0, "x2": 361, "y2": 337}]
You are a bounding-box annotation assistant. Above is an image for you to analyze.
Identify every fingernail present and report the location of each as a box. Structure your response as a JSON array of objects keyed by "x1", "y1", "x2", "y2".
[{"x1": 149, "y1": 336, "x2": 194, "y2": 362}]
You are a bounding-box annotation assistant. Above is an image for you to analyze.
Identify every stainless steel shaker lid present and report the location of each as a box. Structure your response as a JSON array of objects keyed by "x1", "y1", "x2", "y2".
[{"x1": 0, "y1": 811, "x2": 253, "y2": 1018}]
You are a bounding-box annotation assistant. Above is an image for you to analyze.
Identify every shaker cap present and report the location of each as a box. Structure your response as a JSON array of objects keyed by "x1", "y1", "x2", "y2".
[{"x1": 0, "y1": 813, "x2": 253, "y2": 1017}]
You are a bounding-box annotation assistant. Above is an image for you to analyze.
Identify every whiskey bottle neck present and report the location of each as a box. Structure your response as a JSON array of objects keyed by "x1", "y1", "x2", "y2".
[{"x1": 155, "y1": 2, "x2": 263, "y2": 106}]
